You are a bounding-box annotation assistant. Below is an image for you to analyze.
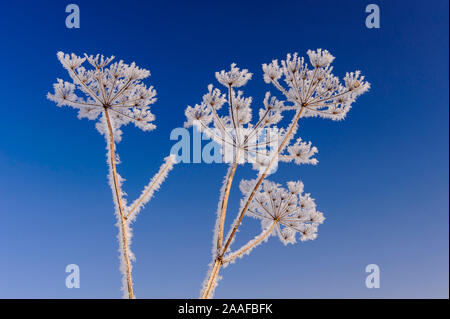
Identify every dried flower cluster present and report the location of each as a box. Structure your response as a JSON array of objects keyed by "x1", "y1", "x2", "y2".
[
  {"x1": 49, "y1": 49, "x2": 369, "y2": 299},
  {"x1": 186, "y1": 49, "x2": 370, "y2": 298},
  {"x1": 48, "y1": 52, "x2": 176, "y2": 298},
  {"x1": 222, "y1": 180, "x2": 324, "y2": 263},
  {"x1": 48, "y1": 52, "x2": 157, "y2": 140},
  {"x1": 185, "y1": 64, "x2": 283, "y2": 172}
]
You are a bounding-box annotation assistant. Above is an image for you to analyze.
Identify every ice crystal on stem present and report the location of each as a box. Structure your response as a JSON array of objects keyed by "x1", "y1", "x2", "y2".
[
  {"x1": 48, "y1": 52, "x2": 176, "y2": 298},
  {"x1": 188, "y1": 49, "x2": 370, "y2": 299}
]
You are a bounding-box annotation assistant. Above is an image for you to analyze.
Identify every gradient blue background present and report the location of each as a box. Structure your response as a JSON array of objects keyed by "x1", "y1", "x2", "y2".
[{"x1": 0, "y1": 0, "x2": 448, "y2": 298}]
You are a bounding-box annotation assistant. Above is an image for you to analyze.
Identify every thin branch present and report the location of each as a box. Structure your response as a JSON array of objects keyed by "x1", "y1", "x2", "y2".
[
  {"x1": 223, "y1": 222, "x2": 276, "y2": 263},
  {"x1": 126, "y1": 155, "x2": 175, "y2": 221},
  {"x1": 216, "y1": 153, "x2": 240, "y2": 253},
  {"x1": 68, "y1": 68, "x2": 104, "y2": 105}
]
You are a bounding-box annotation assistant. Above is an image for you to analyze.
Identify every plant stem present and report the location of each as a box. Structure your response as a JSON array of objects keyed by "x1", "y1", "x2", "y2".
[
  {"x1": 215, "y1": 84, "x2": 241, "y2": 248},
  {"x1": 220, "y1": 107, "x2": 304, "y2": 258},
  {"x1": 200, "y1": 107, "x2": 305, "y2": 299},
  {"x1": 202, "y1": 151, "x2": 240, "y2": 299},
  {"x1": 201, "y1": 222, "x2": 277, "y2": 299},
  {"x1": 126, "y1": 156, "x2": 174, "y2": 220},
  {"x1": 223, "y1": 222, "x2": 277, "y2": 263},
  {"x1": 104, "y1": 107, "x2": 135, "y2": 299},
  {"x1": 200, "y1": 259, "x2": 222, "y2": 299},
  {"x1": 217, "y1": 150, "x2": 241, "y2": 252}
]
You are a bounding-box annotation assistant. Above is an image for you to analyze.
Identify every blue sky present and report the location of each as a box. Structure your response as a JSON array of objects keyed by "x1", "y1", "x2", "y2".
[{"x1": 0, "y1": 0, "x2": 448, "y2": 298}]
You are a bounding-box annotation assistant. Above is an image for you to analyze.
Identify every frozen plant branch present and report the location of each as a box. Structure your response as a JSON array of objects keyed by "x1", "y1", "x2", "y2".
[
  {"x1": 126, "y1": 154, "x2": 176, "y2": 223},
  {"x1": 185, "y1": 49, "x2": 370, "y2": 298},
  {"x1": 48, "y1": 52, "x2": 176, "y2": 298}
]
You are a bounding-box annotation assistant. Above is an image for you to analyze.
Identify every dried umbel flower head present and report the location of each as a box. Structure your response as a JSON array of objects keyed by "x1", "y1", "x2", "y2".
[
  {"x1": 219, "y1": 179, "x2": 324, "y2": 272},
  {"x1": 185, "y1": 67, "x2": 284, "y2": 172},
  {"x1": 194, "y1": 49, "x2": 370, "y2": 299},
  {"x1": 240, "y1": 179, "x2": 324, "y2": 245},
  {"x1": 215, "y1": 63, "x2": 253, "y2": 87},
  {"x1": 48, "y1": 52, "x2": 175, "y2": 299},
  {"x1": 47, "y1": 52, "x2": 157, "y2": 142},
  {"x1": 262, "y1": 51, "x2": 370, "y2": 120},
  {"x1": 279, "y1": 137, "x2": 319, "y2": 165}
]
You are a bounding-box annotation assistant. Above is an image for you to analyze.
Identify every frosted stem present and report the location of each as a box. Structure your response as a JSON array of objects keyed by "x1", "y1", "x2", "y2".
[
  {"x1": 200, "y1": 259, "x2": 222, "y2": 299},
  {"x1": 200, "y1": 109, "x2": 304, "y2": 299},
  {"x1": 201, "y1": 222, "x2": 276, "y2": 299},
  {"x1": 223, "y1": 222, "x2": 276, "y2": 263},
  {"x1": 219, "y1": 107, "x2": 305, "y2": 258},
  {"x1": 202, "y1": 149, "x2": 242, "y2": 299},
  {"x1": 126, "y1": 154, "x2": 176, "y2": 223},
  {"x1": 216, "y1": 155, "x2": 240, "y2": 253},
  {"x1": 104, "y1": 108, "x2": 134, "y2": 299}
]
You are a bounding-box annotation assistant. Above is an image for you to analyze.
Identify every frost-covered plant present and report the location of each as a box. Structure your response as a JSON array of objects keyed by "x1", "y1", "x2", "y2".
[
  {"x1": 185, "y1": 66, "x2": 283, "y2": 171},
  {"x1": 223, "y1": 179, "x2": 324, "y2": 262},
  {"x1": 48, "y1": 52, "x2": 176, "y2": 298},
  {"x1": 185, "y1": 49, "x2": 370, "y2": 298}
]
